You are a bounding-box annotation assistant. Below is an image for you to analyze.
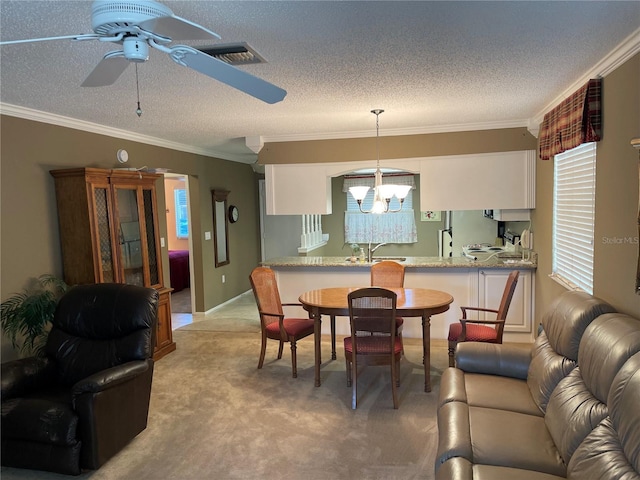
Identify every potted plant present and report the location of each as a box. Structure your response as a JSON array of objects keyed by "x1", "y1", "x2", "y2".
[
  {"x1": 1, "y1": 274, "x2": 69, "y2": 356},
  {"x1": 348, "y1": 243, "x2": 362, "y2": 262}
]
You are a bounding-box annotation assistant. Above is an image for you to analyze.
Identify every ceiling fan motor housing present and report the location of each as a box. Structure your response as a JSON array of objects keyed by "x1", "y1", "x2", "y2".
[
  {"x1": 91, "y1": 0, "x2": 173, "y2": 35},
  {"x1": 123, "y1": 37, "x2": 149, "y2": 62}
]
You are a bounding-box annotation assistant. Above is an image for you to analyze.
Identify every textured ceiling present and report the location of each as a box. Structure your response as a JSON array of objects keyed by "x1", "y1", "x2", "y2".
[{"x1": 1, "y1": 1, "x2": 639, "y2": 163}]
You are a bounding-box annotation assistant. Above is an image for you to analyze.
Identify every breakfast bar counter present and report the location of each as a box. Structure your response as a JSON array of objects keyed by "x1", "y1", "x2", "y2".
[{"x1": 262, "y1": 254, "x2": 537, "y2": 269}]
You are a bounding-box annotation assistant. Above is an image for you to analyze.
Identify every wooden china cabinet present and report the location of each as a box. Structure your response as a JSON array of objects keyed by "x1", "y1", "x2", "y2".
[{"x1": 50, "y1": 168, "x2": 176, "y2": 360}]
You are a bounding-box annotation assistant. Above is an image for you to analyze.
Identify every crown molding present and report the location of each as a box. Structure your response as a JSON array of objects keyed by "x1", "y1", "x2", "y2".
[
  {"x1": 0, "y1": 102, "x2": 255, "y2": 163},
  {"x1": 528, "y1": 26, "x2": 640, "y2": 136}
]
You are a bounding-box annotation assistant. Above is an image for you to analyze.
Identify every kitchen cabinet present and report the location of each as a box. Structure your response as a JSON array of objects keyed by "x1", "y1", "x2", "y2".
[
  {"x1": 50, "y1": 168, "x2": 176, "y2": 360},
  {"x1": 265, "y1": 164, "x2": 333, "y2": 214},
  {"x1": 492, "y1": 209, "x2": 531, "y2": 221},
  {"x1": 419, "y1": 150, "x2": 536, "y2": 211},
  {"x1": 477, "y1": 268, "x2": 534, "y2": 340},
  {"x1": 264, "y1": 150, "x2": 535, "y2": 214}
]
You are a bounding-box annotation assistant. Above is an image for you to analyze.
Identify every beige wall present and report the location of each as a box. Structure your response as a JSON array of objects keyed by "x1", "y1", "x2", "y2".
[
  {"x1": 532, "y1": 53, "x2": 640, "y2": 318},
  {"x1": 0, "y1": 116, "x2": 262, "y2": 361},
  {"x1": 259, "y1": 127, "x2": 537, "y2": 164}
]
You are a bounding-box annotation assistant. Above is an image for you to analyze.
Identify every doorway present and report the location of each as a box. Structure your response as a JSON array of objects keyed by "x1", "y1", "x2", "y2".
[{"x1": 164, "y1": 174, "x2": 194, "y2": 314}]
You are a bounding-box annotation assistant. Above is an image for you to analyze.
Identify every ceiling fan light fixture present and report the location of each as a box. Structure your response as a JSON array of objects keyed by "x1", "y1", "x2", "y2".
[{"x1": 123, "y1": 37, "x2": 149, "y2": 62}]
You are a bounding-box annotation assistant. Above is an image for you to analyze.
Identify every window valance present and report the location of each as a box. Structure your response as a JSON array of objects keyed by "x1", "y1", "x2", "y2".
[
  {"x1": 342, "y1": 174, "x2": 416, "y2": 192},
  {"x1": 538, "y1": 78, "x2": 602, "y2": 161}
]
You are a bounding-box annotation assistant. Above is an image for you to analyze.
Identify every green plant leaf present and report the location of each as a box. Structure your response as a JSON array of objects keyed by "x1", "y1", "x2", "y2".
[{"x1": 0, "y1": 274, "x2": 69, "y2": 356}]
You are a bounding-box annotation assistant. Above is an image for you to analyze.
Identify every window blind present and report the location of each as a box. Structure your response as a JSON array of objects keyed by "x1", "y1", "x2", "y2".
[
  {"x1": 174, "y1": 189, "x2": 188, "y2": 239},
  {"x1": 552, "y1": 143, "x2": 596, "y2": 293}
]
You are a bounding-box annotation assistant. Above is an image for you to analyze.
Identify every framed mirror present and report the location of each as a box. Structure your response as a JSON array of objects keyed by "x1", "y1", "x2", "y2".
[{"x1": 212, "y1": 190, "x2": 230, "y2": 267}]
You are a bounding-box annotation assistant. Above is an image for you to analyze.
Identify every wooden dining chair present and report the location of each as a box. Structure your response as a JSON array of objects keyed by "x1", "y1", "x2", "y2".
[
  {"x1": 249, "y1": 266, "x2": 315, "y2": 378},
  {"x1": 370, "y1": 260, "x2": 405, "y2": 288},
  {"x1": 327, "y1": 260, "x2": 407, "y2": 359},
  {"x1": 344, "y1": 287, "x2": 403, "y2": 409},
  {"x1": 370, "y1": 260, "x2": 405, "y2": 349},
  {"x1": 447, "y1": 270, "x2": 520, "y2": 367}
]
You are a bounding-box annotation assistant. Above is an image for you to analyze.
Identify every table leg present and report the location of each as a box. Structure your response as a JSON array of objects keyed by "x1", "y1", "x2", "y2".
[
  {"x1": 423, "y1": 313, "x2": 432, "y2": 392},
  {"x1": 313, "y1": 309, "x2": 322, "y2": 387},
  {"x1": 330, "y1": 315, "x2": 337, "y2": 360}
]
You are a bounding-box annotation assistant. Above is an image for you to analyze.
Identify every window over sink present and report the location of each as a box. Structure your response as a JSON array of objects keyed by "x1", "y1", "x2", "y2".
[{"x1": 343, "y1": 173, "x2": 417, "y2": 244}]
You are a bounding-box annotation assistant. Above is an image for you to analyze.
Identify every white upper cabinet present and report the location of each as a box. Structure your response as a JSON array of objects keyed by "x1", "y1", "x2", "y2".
[
  {"x1": 265, "y1": 164, "x2": 333, "y2": 215},
  {"x1": 419, "y1": 150, "x2": 536, "y2": 211},
  {"x1": 264, "y1": 150, "x2": 535, "y2": 214}
]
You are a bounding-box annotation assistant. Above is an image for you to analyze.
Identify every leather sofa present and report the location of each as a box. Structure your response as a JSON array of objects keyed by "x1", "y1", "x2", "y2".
[
  {"x1": 1, "y1": 283, "x2": 158, "y2": 476},
  {"x1": 436, "y1": 290, "x2": 640, "y2": 479}
]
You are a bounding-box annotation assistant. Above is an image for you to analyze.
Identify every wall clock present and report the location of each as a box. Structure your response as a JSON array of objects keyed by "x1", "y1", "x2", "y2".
[{"x1": 228, "y1": 205, "x2": 239, "y2": 223}]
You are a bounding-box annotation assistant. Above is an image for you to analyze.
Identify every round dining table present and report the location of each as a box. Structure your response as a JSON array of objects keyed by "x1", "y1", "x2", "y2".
[{"x1": 299, "y1": 286, "x2": 453, "y2": 392}]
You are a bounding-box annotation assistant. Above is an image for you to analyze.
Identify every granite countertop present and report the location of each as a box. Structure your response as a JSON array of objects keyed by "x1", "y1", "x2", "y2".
[{"x1": 262, "y1": 253, "x2": 537, "y2": 269}]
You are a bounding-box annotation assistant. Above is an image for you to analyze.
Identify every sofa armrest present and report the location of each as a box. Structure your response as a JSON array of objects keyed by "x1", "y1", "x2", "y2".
[
  {"x1": 1, "y1": 356, "x2": 56, "y2": 399},
  {"x1": 436, "y1": 457, "x2": 473, "y2": 480},
  {"x1": 71, "y1": 359, "x2": 152, "y2": 395},
  {"x1": 455, "y1": 342, "x2": 532, "y2": 379},
  {"x1": 436, "y1": 401, "x2": 473, "y2": 471}
]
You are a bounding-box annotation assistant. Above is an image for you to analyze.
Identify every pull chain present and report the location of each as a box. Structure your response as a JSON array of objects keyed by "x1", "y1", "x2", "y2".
[{"x1": 135, "y1": 64, "x2": 142, "y2": 117}]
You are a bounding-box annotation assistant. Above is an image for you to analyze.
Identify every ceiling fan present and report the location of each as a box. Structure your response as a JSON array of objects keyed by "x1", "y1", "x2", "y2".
[{"x1": 0, "y1": 0, "x2": 287, "y2": 104}]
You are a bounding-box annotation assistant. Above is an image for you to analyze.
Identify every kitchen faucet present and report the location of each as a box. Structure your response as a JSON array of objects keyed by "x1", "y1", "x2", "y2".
[{"x1": 367, "y1": 242, "x2": 387, "y2": 262}]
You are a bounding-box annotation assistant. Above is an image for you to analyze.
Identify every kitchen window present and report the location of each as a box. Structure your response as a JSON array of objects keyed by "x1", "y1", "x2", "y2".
[
  {"x1": 343, "y1": 174, "x2": 417, "y2": 244},
  {"x1": 552, "y1": 142, "x2": 596, "y2": 293}
]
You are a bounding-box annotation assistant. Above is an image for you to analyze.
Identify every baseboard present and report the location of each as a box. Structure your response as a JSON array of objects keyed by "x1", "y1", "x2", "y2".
[{"x1": 201, "y1": 290, "x2": 253, "y2": 316}]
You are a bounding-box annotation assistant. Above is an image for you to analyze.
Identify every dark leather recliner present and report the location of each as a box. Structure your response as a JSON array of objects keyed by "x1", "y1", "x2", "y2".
[{"x1": 1, "y1": 283, "x2": 158, "y2": 475}]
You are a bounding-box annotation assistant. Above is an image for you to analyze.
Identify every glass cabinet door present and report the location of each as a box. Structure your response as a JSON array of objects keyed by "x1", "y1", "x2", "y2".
[
  {"x1": 93, "y1": 186, "x2": 116, "y2": 283},
  {"x1": 115, "y1": 187, "x2": 145, "y2": 286},
  {"x1": 142, "y1": 188, "x2": 160, "y2": 287},
  {"x1": 113, "y1": 184, "x2": 161, "y2": 288}
]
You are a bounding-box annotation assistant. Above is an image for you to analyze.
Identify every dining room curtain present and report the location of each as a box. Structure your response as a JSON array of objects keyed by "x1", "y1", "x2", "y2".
[{"x1": 538, "y1": 78, "x2": 602, "y2": 161}]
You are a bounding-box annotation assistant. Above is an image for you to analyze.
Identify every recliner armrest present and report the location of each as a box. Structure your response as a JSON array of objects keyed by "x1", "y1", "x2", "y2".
[
  {"x1": 71, "y1": 359, "x2": 152, "y2": 395},
  {"x1": 455, "y1": 342, "x2": 531, "y2": 379},
  {"x1": 1, "y1": 356, "x2": 56, "y2": 399}
]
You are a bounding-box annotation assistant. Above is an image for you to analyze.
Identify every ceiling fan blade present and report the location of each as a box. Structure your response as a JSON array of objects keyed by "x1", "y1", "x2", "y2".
[
  {"x1": 0, "y1": 33, "x2": 100, "y2": 46},
  {"x1": 138, "y1": 15, "x2": 220, "y2": 41},
  {"x1": 177, "y1": 48, "x2": 286, "y2": 104},
  {"x1": 81, "y1": 54, "x2": 130, "y2": 87}
]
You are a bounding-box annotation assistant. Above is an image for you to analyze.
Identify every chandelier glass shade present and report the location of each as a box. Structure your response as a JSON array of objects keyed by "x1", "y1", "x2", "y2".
[{"x1": 348, "y1": 109, "x2": 411, "y2": 214}]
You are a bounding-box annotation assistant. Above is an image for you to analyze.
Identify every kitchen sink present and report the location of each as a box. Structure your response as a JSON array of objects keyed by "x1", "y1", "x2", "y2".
[{"x1": 345, "y1": 257, "x2": 406, "y2": 263}]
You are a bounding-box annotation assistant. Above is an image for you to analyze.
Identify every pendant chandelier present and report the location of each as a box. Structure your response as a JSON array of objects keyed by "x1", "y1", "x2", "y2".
[{"x1": 348, "y1": 109, "x2": 411, "y2": 214}]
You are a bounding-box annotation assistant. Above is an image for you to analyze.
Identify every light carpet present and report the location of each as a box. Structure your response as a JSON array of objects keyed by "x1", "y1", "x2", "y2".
[{"x1": 1, "y1": 296, "x2": 445, "y2": 480}]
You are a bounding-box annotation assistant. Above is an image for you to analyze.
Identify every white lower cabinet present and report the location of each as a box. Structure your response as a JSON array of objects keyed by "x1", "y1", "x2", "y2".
[{"x1": 477, "y1": 269, "x2": 535, "y2": 343}]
